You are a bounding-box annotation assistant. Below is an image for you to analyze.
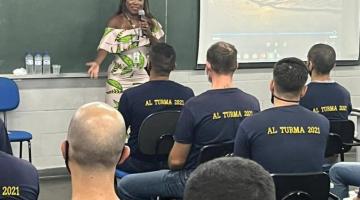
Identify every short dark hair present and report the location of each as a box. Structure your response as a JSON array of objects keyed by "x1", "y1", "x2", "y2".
[
  {"x1": 184, "y1": 157, "x2": 276, "y2": 200},
  {"x1": 307, "y1": 43, "x2": 336, "y2": 75},
  {"x1": 206, "y1": 42, "x2": 238, "y2": 74},
  {"x1": 273, "y1": 57, "x2": 308, "y2": 97},
  {"x1": 149, "y1": 43, "x2": 176, "y2": 76}
]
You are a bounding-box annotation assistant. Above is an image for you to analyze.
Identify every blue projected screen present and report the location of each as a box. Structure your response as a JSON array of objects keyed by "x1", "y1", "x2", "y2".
[{"x1": 198, "y1": 0, "x2": 360, "y2": 64}]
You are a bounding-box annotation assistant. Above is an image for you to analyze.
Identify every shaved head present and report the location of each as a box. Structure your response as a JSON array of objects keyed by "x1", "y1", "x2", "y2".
[{"x1": 67, "y1": 102, "x2": 126, "y2": 170}]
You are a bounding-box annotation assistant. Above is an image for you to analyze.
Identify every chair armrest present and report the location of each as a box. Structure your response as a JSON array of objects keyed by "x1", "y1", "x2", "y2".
[
  {"x1": 329, "y1": 192, "x2": 340, "y2": 200},
  {"x1": 344, "y1": 142, "x2": 360, "y2": 147},
  {"x1": 354, "y1": 137, "x2": 360, "y2": 143},
  {"x1": 351, "y1": 108, "x2": 360, "y2": 116}
]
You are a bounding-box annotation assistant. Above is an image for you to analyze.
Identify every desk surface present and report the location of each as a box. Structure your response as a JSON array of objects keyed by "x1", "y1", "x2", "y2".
[{"x1": 0, "y1": 73, "x2": 107, "y2": 80}]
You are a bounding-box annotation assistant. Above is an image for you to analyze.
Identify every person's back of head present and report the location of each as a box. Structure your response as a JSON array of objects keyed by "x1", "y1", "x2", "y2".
[
  {"x1": 184, "y1": 157, "x2": 275, "y2": 200},
  {"x1": 272, "y1": 57, "x2": 308, "y2": 100},
  {"x1": 149, "y1": 42, "x2": 176, "y2": 77},
  {"x1": 64, "y1": 102, "x2": 127, "y2": 173},
  {"x1": 307, "y1": 43, "x2": 336, "y2": 75},
  {"x1": 206, "y1": 41, "x2": 238, "y2": 75}
]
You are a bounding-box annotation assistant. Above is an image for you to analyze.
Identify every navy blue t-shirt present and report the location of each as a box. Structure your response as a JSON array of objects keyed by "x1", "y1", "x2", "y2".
[
  {"x1": 174, "y1": 88, "x2": 260, "y2": 170},
  {"x1": 234, "y1": 105, "x2": 329, "y2": 173},
  {"x1": 300, "y1": 82, "x2": 352, "y2": 120},
  {"x1": 0, "y1": 151, "x2": 39, "y2": 200},
  {"x1": 119, "y1": 80, "x2": 194, "y2": 160},
  {"x1": 0, "y1": 119, "x2": 12, "y2": 155}
]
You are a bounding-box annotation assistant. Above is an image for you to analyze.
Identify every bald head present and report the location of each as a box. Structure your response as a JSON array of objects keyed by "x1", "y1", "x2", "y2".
[{"x1": 67, "y1": 102, "x2": 126, "y2": 170}]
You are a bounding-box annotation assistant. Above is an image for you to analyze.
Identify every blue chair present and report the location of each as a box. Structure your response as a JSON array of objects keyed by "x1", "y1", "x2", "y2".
[
  {"x1": 115, "y1": 169, "x2": 129, "y2": 179},
  {"x1": 0, "y1": 77, "x2": 32, "y2": 162}
]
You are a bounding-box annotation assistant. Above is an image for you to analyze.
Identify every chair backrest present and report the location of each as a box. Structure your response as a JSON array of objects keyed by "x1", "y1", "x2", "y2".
[
  {"x1": 325, "y1": 133, "x2": 343, "y2": 157},
  {"x1": 280, "y1": 191, "x2": 312, "y2": 200},
  {"x1": 272, "y1": 172, "x2": 330, "y2": 200},
  {"x1": 0, "y1": 77, "x2": 20, "y2": 112},
  {"x1": 197, "y1": 141, "x2": 234, "y2": 165},
  {"x1": 138, "y1": 110, "x2": 180, "y2": 156},
  {"x1": 330, "y1": 120, "x2": 355, "y2": 152}
]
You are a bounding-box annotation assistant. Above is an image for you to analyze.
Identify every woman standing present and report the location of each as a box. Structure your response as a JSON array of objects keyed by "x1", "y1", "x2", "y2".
[{"x1": 87, "y1": 0, "x2": 164, "y2": 108}]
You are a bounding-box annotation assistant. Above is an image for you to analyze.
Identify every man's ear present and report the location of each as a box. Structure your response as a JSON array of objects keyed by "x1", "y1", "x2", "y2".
[
  {"x1": 300, "y1": 85, "x2": 308, "y2": 98},
  {"x1": 307, "y1": 60, "x2": 313, "y2": 71},
  {"x1": 269, "y1": 80, "x2": 275, "y2": 93},
  {"x1": 118, "y1": 145, "x2": 130, "y2": 165},
  {"x1": 205, "y1": 62, "x2": 212, "y2": 74},
  {"x1": 61, "y1": 141, "x2": 66, "y2": 160}
]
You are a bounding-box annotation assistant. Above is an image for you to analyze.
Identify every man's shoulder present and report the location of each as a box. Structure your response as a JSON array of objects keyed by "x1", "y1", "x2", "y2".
[
  {"x1": 167, "y1": 81, "x2": 194, "y2": 93},
  {"x1": 0, "y1": 152, "x2": 39, "y2": 199},
  {"x1": 238, "y1": 89, "x2": 260, "y2": 103},
  {"x1": 333, "y1": 82, "x2": 351, "y2": 95},
  {"x1": 0, "y1": 152, "x2": 38, "y2": 177},
  {"x1": 242, "y1": 106, "x2": 328, "y2": 125},
  {"x1": 240, "y1": 108, "x2": 271, "y2": 126},
  {"x1": 294, "y1": 106, "x2": 330, "y2": 126},
  {"x1": 186, "y1": 88, "x2": 259, "y2": 109},
  {"x1": 123, "y1": 82, "x2": 151, "y2": 95},
  {"x1": 308, "y1": 82, "x2": 350, "y2": 94},
  {"x1": 125, "y1": 81, "x2": 193, "y2": 95},
  {"x1": 196, "y1": 88, "x2": 257, "y2": 100}
]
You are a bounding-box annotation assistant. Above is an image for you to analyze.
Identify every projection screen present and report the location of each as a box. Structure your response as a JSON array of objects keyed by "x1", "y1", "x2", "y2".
[{"x1": 197, "y1": 0, "x2": 360, "y2": 66}]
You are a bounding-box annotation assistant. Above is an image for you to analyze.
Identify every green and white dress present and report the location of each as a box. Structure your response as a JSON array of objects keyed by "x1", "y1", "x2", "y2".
[{"x1": 98, "y1": 20, "x2": 164, "y2": 108}]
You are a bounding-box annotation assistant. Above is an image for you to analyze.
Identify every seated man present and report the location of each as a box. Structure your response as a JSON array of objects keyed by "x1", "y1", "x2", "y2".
[
  {"x1": 300, "y1": 43, "x2": 352, "y2": 120},
  {"x1": 234, "y1": 57, "x2": 329, "y2": 173},
  {"x1": 0, "y1": 152, "x2": 39, "y2": 199},
  {"x1": 117, "y1": 41, "x2": 260, "y2": 199},
  {"x1": 330, "y1": 162, "x2": 360, "y2": 200},
  {"x1": 0, "y1": 119, "x2": 12, "y2": 154},
  {"x1": 117, "y1": 42, "x2": 194, "y2": 173},
  {"x1": 61, "y1": 102, "x2": 129, "y2": 200},
  {"x1": 184, "y1": 157, "x2": 275, "y2": 200}
]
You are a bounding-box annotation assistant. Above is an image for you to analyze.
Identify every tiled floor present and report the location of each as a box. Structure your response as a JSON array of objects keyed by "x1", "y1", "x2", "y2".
[{"x1": 39, "y1": 176, "x2": 71, "y2": 200}]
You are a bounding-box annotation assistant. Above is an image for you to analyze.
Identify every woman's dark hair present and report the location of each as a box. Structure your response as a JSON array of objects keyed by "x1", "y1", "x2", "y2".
[{"x1": 117, "y1": 0, "x2": 153, "y2": 19}]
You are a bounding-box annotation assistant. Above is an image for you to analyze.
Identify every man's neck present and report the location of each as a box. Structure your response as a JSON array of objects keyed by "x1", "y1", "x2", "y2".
[
  {"x1": 311, "y1": 72, "x2": 331, "y2": 82},
  {"x1": 71, "y1": 168, "x2": 119, "y2": 200},
  {"x1": 273, "y1": 94, "x2": 299, "y2": 108},
  {"x1": 211, "y1": 74, "x2": 234, "y2": 89},
  {"x1": 149, "y1": 73, "x2": 169, "y2": 81}
]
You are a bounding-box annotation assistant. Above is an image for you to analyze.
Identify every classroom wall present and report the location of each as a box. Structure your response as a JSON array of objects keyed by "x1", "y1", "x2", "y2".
[{"x1": 4, "y1": 66, "x2": 360, "y2": 169}]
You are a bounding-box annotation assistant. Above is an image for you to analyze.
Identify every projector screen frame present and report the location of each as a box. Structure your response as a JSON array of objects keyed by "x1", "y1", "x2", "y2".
[{"x1": 195, "y1": 53, "x2": 360, "y2": 70}]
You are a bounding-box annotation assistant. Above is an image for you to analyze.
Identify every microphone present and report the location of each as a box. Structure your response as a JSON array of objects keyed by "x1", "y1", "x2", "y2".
[{"x1": 138, "y1": 9, "x2": 145, "y2": 37}]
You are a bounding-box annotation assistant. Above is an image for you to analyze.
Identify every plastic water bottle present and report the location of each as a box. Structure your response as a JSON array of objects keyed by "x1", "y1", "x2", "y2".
[
  {"x1": 34, "y1": 53, "x2": 43, "y2": 74},
  {"x1": 25, "y1": 53, "x2": 34, "y2": 74},
  {"x1": 42, "y1": 52, "x2": 51, "y2": 74}
]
